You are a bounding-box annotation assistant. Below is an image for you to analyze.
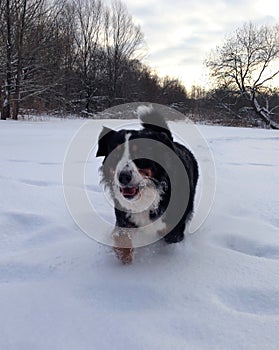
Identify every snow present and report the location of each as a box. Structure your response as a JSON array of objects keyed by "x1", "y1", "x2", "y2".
[{"x1": 0, "y1": 118, "x2": 279, "y2": 350}]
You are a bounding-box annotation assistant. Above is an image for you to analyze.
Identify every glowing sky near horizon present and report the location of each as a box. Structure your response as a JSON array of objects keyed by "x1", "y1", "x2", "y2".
[{"x1": 124, "y1": 0, "x2": 279, "y2": 90}]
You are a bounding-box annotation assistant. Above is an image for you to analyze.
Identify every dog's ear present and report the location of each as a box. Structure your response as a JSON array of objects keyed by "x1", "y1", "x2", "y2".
[{"x1": 96, "y1": 126, "x2": 116, "y2": 157}]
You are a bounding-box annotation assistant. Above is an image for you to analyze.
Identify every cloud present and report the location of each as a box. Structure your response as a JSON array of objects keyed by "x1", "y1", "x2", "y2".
[{"x1": 124, "y1": 0, "x2": 279, "y2": 88}]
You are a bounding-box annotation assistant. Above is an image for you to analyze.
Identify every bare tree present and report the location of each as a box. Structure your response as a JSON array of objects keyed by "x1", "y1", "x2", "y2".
[
  {"x1": 1, "y1": 0, "x2": 45, "y2": 119},
  {"x1": 103, "y1": 0, "x2": 144, "y2": 103},
  {"x1": 73, "y1": 0, "x2": 103, "y2": 113},
  {"x1": 206, "y1": 22, "x2": 279, "y2": 129},
  {"x1": 51, "y1": 1, "x2": 78, "y2": 111},
  {"x1": 1, "y1": 0, "x2": 13, "y2": 120},
  {"x1": 0, "y1": 0, "x2": 67, "y2": 119}
]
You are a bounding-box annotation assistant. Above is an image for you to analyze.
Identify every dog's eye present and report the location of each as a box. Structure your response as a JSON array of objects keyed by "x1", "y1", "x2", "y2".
[{"x1": 139, "y1": 168, "x2": 153, "y2": 178}]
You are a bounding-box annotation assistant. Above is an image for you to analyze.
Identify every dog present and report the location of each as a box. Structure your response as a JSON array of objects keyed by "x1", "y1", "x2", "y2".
[{"x1": 96, "y1": 106, "x2": 199, "y2": 264}]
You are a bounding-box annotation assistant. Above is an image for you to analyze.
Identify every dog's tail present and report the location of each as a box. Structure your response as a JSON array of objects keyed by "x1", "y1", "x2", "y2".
[{"x1": 137, "y1": 105, "x2": 173, "y2": 140}]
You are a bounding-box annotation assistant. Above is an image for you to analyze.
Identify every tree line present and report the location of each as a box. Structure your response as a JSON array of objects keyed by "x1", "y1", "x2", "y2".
[
  {"x1": 1, "y1": 1, "x2": 278, "y2": 129},
  {"x1": 0, "y1": 0, "x2": 187, "y2": 120}
]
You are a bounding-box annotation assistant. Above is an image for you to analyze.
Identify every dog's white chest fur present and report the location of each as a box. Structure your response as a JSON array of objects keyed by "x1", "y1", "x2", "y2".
[
  {"x1": 128, "y1": 211, "x2": 166, "y2": 235},
  {"x1": 128, "y1": 211, "x2": 151, "y2": 227}
]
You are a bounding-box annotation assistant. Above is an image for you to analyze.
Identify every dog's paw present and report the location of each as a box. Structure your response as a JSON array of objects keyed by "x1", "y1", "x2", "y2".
[
  {"x1": 113, "y1": 246, "x2": 134, "y2": 264},
  {"x1": 113, "y1": 233, "x2": 134, "y2": 264}
]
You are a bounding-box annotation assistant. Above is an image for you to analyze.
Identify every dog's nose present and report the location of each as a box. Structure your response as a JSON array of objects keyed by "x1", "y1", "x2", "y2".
[{"x1": 119, "y1": 170, "x2": 132, "y2": 186}]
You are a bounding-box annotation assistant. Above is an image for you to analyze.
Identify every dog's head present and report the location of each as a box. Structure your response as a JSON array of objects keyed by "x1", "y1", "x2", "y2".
[{"x1": 96, "y1": 109, "x2": 174, "y2": 213}]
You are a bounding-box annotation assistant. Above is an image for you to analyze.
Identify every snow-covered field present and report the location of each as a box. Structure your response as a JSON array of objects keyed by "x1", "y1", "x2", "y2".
[{"x1": 0, "y1": 118, "x2": 278, "y2": 350}]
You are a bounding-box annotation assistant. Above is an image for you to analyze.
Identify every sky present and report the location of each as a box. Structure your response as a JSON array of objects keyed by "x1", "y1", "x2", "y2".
[{"x1": 123, "y1": 0, "x2": 279, "y2": 90}]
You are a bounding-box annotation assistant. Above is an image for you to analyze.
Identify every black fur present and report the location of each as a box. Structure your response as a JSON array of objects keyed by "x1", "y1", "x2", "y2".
[{"x1": 96, "y1": 111, "x2": 199, "y2": 244}]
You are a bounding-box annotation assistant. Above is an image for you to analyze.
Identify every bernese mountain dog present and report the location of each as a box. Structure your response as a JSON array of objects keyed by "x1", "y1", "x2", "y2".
[{"x1": 96, "y1": 106, "x2": 199, "y2": 264}]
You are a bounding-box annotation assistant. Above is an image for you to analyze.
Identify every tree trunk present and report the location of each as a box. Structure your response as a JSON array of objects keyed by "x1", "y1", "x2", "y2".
[
  {"x1": 12, "y1": 0, "x2": 27, "y2": 120},
  {"x1": 2, "y1": 0, "x2": 12, "y2": 120},
  {"x1": 251, "y1": 94, "x2": 279, "y2": 130}
]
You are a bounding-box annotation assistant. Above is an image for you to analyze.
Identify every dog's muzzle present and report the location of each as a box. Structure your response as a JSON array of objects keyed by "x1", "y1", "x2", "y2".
[
  {"x1": 118, "y1": 169, "x2": 140, "y2": 200},
  {"x1": 119, "y1": 169, "x2": 132, "y2": 186}
]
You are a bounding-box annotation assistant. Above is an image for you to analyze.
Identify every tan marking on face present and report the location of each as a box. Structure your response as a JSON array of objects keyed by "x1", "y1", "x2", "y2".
[
  {"x1": 139, "y1": 168, "x2": 153, "y2": 178},
  {"x1": 131, "y1": 144, "x2": 138, "y2": 152}
]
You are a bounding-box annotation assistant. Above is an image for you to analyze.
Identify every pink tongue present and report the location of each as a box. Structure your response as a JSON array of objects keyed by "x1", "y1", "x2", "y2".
[{"x1": 122, "y1": 187, "x2": 137, "y2": 196}]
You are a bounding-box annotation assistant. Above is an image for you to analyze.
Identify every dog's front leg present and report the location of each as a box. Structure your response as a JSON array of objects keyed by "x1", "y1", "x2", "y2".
[{"x1": 112, "y1": 227, "x2": 133, "y2": 264}]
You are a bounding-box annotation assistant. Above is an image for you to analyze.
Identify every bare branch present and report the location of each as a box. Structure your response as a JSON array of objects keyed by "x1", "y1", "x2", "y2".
[{"x1": 205, "y1": 22, "x2": 279, "y2": 129}]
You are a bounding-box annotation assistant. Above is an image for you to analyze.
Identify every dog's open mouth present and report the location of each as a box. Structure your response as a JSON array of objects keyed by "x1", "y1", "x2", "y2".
[{"x1": 120, "y1": 186, "x2": 140, "y2": 200}]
